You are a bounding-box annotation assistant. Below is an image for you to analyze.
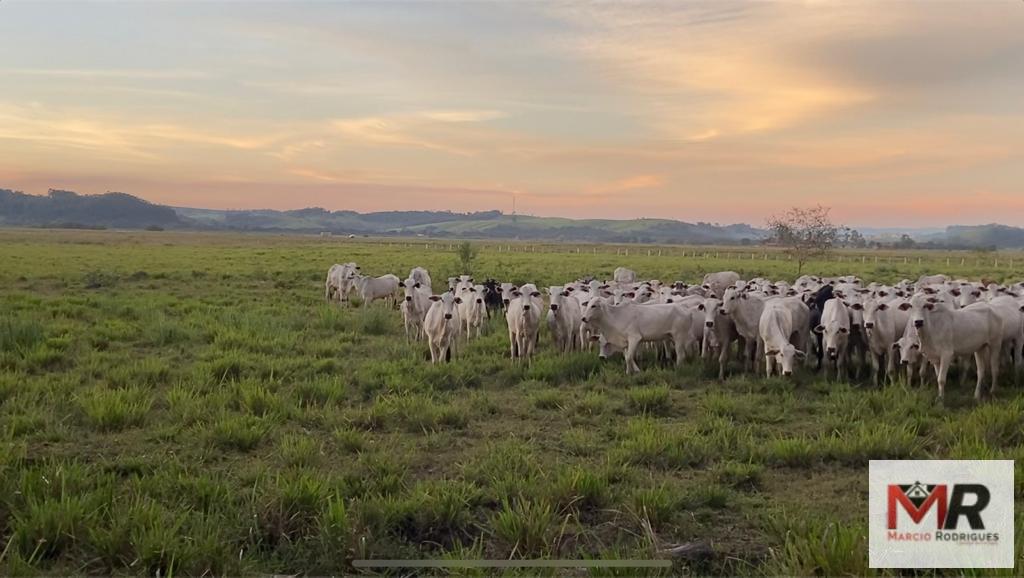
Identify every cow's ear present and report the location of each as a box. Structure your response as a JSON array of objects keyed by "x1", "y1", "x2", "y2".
[
  {"x1": 561, "y1": 291, "x2": 569, "y2": 297},
  {"x1": 581, "y1": 301, "x2": 589, "y2": 307},
  {"x1": 741, "y1": 293, "x2": 748, "y2": 300},
  {"x1": 429, "y1": 295, "x2": 441, "y2": 301},
  {"x1": 414, "y1": 282, "x2": 421, "y2": 288},
  {"x1": 839, "y1": 327, "x2": 848, "y2": 334},
  {"x1": 924, "y1": 303, "x2": 934, "y2": 311},
  {"x1": 454, "y1": 297, "x2": 463, "y2": 304},
  {"x1": 877, "y1": 303, "x2": 888, "y2": 311},
  {"x1": 878, "y1": 291, "x2": 888, "y2": 297},
  {"x1": 813, "y1": 324, "x2": 824, "y2": 334},
  {"x1": 898, "y1": 302, "x2": 912, "y2": 311},
  {"x1": 926, "y1": 297, "x2": 938, "y2": 303},
  {"x1": 398, "y1": 281, "x2": 405, "y2": 287},
  {"x1": 795, "y1": 349, "x2": 806, "y2": 359},
  {"x1": 566, "y1": 287, "x2": 574, "y2": 292},
  {"x1": 765, "y1": 349, "x2": 780, "y2": 356},
  {"x1": 666, "y1": 299, "x2": 674, "y2": 303},
  {"x1": 511, "y1": 285, "x2": 518, "y2": 291},
  {"x1": 891, "y1": 342, "x2": 900, "y2": 350},
  {"x1": 589, "y1": 334, "x2": 600, "y2": 342},
  {"x1": 625, "y1": 292, "x2": 635, "y2": 298},
  {"x1": 355, "y1": 266, "x2": 361, "y2": 270},
  {"x1": 469, "y1": 287, "x2": 476, "y2": 292},
  {"x1": 972, "y1": 291, "x2": 981, "y2": 297},
  {"x1": 950, "y1": 288, "x2": 961, "y2": 296}
]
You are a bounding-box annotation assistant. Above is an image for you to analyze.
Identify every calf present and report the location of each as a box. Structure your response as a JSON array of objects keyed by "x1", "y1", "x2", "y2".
[
  {"x1": 325, "y1": 262, "x2": 360, "y2": 303},
  {"x1": 699, "y1": 296, "x2": 741, "y2": 380},
  {"x1": 423, "y1": 292, "x2": 462, "y2": 363},
  {"x1": 481, "y1": 278, "x2": 504, "y2": 317},
  {"x1": 457, "y1": 284, "x2": 487, "y2": 338}
]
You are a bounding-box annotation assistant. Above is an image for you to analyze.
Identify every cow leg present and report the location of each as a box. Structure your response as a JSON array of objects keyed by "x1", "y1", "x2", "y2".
[
  {"x1": 885, "y1": 350, "x2": 897, "y2": 385},
  {"x1": 509, "y1": 329, "x2": 518, "y2": 360},
  {"x1": 989, "y1": 344, "x2": 1000, "y2": 398},
  {"x1": 973, "y1": 348, "x2": 988, "y2": 401},
  {"x1": 717, "y1": 343, "x2": 729, "y2": 381},
  {"x1": 935, "y1": 354, "x2": 952, "y2": 402},
  {"x1": 625, "y1": 337, "x2": 642, "y2": 374}
]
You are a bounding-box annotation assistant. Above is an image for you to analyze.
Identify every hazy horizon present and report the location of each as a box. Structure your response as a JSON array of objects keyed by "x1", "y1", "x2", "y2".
[{"x1": 2, "y1": 1, "x2": 1022, "y2": 227}]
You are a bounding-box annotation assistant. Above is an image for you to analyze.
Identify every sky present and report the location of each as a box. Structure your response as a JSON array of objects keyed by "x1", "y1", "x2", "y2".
[{"x1": 1, "y1": 1, "x2": 1022, "y2": 227}]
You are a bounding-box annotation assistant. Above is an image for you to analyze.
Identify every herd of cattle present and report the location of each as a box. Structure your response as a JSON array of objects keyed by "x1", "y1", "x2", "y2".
[{"x1": 326, "y1": 263, "x2": 1024, "y2": 401}]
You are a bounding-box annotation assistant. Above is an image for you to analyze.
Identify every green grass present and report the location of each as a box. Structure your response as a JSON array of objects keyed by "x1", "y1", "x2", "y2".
[{"x1": 2, "y1": 228, "x2": 1024, "y2": 575}]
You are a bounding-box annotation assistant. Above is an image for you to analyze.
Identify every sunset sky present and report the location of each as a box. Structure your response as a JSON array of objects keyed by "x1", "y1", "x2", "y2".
[{"x1": 1, "y1": 1, "x2": 1022, "y2": 227}]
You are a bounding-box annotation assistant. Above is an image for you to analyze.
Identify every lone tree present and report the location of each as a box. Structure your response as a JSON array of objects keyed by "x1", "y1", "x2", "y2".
[{"x1": 766, "y1": 205, "x2": 839, "y2": 275}]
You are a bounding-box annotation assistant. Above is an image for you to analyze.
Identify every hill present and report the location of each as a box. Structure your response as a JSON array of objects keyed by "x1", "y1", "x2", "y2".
[{"x1": 2, "y1": 188, "x2": 765, "y2": 244}]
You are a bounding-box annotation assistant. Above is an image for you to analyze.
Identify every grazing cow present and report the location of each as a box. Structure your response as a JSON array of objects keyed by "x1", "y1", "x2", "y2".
[
  {"x1": 699, "y1": 296, "x2": 742, "y2": 380},
  {"x1": 409, "y1": 267, "x2": 432, "y2": 290},
  {"x1": 399, "y1": 278, "x2": 432, "y2": 340},
  {"x1": 613, "y1": 267, "x2": 637, "y2": 284},
  {"x1": 325, "y1": 262, "x2": 360, "y2": 303},
  {"x1": 506, "y1": 288, "x2": 542, "y2": 362},
  {"x1": 702, "y1": 271, "x2": 741, "y2": 298},
  {"x1": 900, "y1": 294, "x2": 1003, "y2": 401},
  {"x1": 759, "y1": 300, "x2": 807, "y2": 377},
  {"x1": 457, "y1": 284, "x2": 488, "y2": 338},
  {"x1": 354, "y1": 274, "x2": 400, "y2": 308},
  {"x1": 917, "y1": 274, "x2": 950, "y2": 288},
  {"x1": 547, "y1": 286, "x2": 582, "y2": 353},
  {"x1": 582, "y1": 298, "x2": 695, "y2": 374},
  {"x1": 814, "y1": 298, "x2": 851, "y2": 380},
  {"x1": 858, "y1": 298, "x2": 910, "y2": 385},
  {"x1": 423, "y1": 292, "x2": 462, "y2": 363}
]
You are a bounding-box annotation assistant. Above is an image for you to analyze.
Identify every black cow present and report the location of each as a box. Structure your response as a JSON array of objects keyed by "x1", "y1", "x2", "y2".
[
  {"x1": 481, "y1": 278, "x2": 504, "y2": 318},
  {"x1": 806, "y1": 284, "x2": 835, "y2": 371}
]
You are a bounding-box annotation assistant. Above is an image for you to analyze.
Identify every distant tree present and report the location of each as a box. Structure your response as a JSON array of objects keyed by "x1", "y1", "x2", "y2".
[
  {"x1": 456, "y1": 240, "x2": 478, "y2": 274},
  {"x1": 896, "y1": 234, "x2": 916, "y2": 250},
  {"x1": 765, "y1": 205, "x2": 839, "y2": 275}
]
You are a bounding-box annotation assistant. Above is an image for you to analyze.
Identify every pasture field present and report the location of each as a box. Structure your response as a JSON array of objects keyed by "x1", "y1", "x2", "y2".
[{"x1": 1, "y1": 228, "x2": 1023, "y2": 576}]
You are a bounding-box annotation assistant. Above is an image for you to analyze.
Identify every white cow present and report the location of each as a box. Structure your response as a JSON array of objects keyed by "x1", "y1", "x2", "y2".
[
  {"x1": 759, "y1": 300, "x2": 807, "y2": 377},
  {"x1": 900, "y1": 294, "x2": 1003, "y2": 401},
  {"x1": 699, "y1": 296, "x2": 741, "y2": 380},
  {"x1": 581, "y1": 298, "x2": 695, "y2": 374},
  {"x1": 702, "y1": 271, "x2": 741, "y2": 299},
  {"x1": 547, "y1": 286, "x2": 582, "y2": 353},
  {"x1": 325, "y1": 262, "x2": 360, "y2": 303},
  {"x1": 814, "y1": 298, "x2": 851, "y2": 381},
  {"x1": 613, "y1": 267, "x2": 637, "y2": 284},
  {"x1": 858, "y1": 298, "x2": 910, "y2": 385},
  {"x1": 423, "y1": 292, "x2": 462, "y2": 364},
  {"x1": 400, "y1": 278, "x2": 432, "y2": 340},
  {"x1": 720, "y1": 287, "x2": 771, "y2": 373},
  {"x1": 354, "y1": 274, "x2": 401, "y2": 308},
  {"x1": 457, "y1": 284, "x2": 487, "y2": 339},
  {"x1": 506, "y1": 288, "x2": 542, "y2": 362},
  {"x1": 894, "y1": 319, "x2": 930, "y2": 387},
  {"x1": 409, "y1": 267, "x2": 432, "y2": 290}
]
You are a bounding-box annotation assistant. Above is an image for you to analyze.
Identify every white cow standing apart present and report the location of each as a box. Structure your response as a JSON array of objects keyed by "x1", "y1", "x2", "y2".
[
  {"x1": 354, "y1": 274, "x2": 401, "y2": 308},
  {"x1": 423, "y1": 292, "x2": 462, "y2": 364},
  {"x1": 547, "y1": 286, "x2": 582, "y2": 353}
]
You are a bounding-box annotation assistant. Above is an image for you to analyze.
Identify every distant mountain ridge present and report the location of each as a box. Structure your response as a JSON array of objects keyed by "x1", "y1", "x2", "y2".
[
  {"x1": 1, "y1": 188, "x2": 765, "y2": 244},
  {"x1": 3, "y1": 188, "x2": 1024, "y2": 247}
]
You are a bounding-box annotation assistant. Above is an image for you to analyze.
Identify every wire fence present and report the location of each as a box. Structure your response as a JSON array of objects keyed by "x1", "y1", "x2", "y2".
[{"x1": 328, "y1": 238, "x2": 1024, "y2": 270}]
